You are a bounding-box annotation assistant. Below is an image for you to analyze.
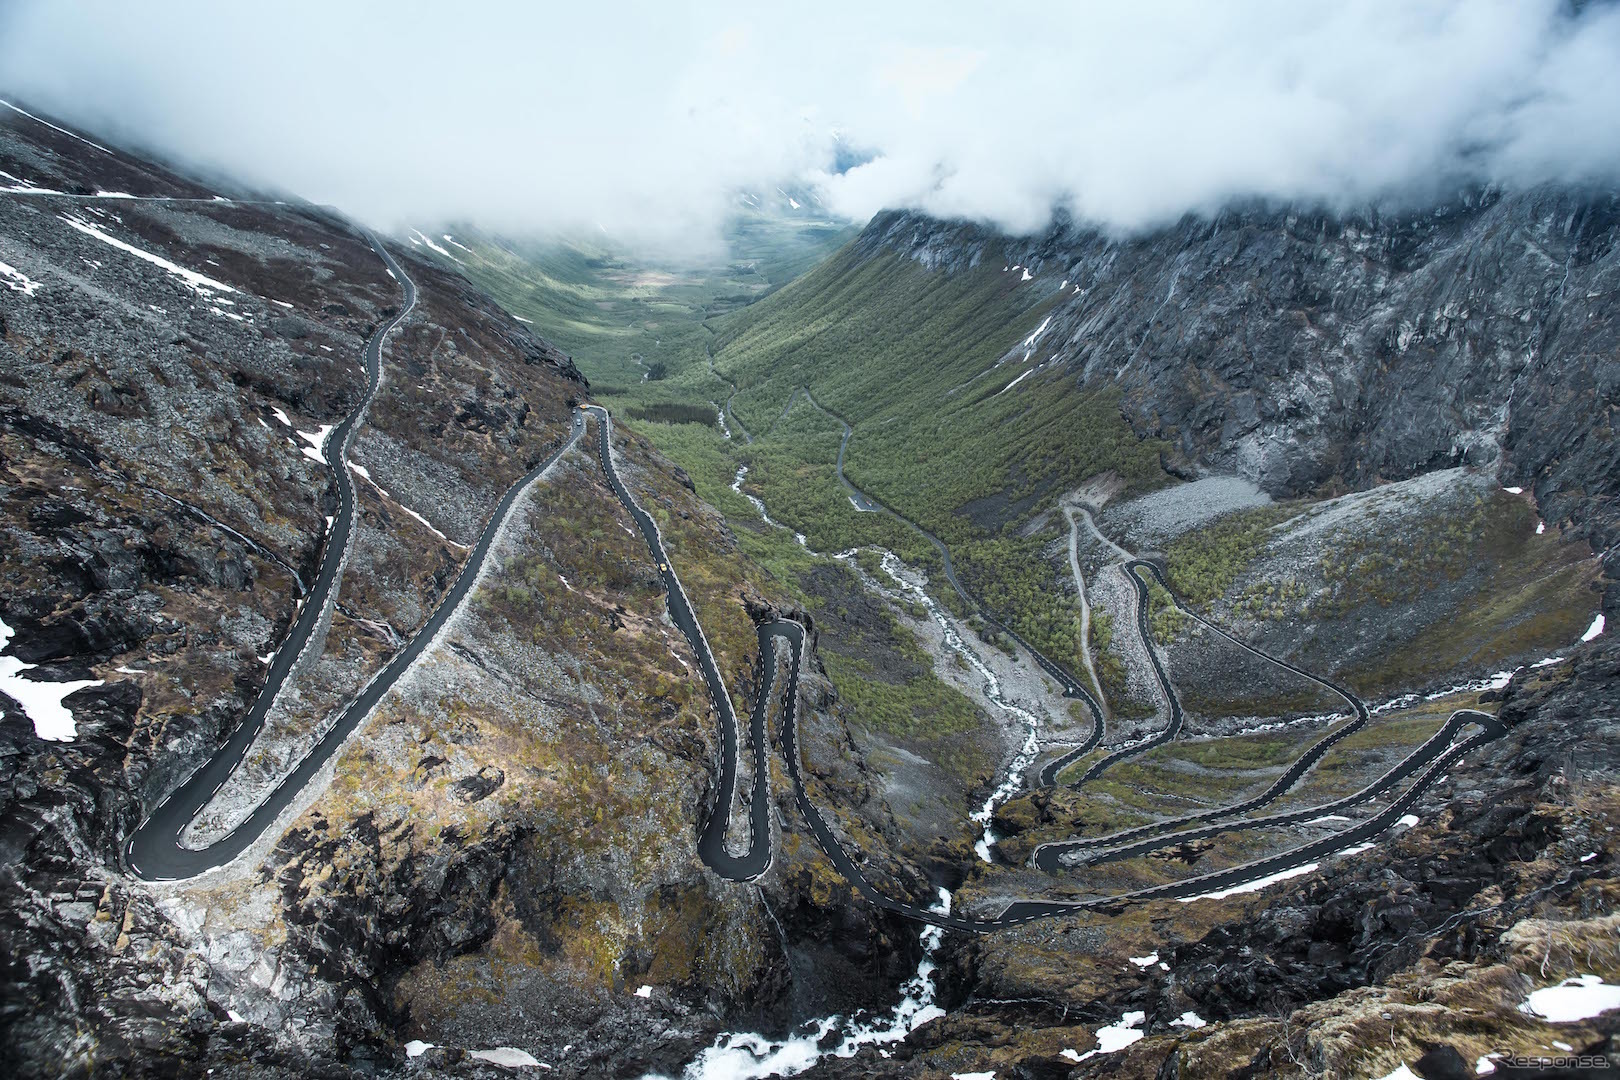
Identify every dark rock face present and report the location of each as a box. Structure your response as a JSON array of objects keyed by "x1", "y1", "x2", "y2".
[
  {"x1": 802, "y1": 642, "x2": 1620, "y2": 1079},
  {"x1": 1, "y1": 101, "x2": 922, "y2": 1078},
  {"x1": 448, "y1": 766, "x2": 505, "y2": 803},
  {"x1": 1157, "y1": 634, "x2": 1620, "y2": 1022},
  {"x1": 0, "y1": 107, "x2": 643, "y2": 1079},
  {"x1": 862, "y1": 191, "x2": 1620, "y2": 608}
]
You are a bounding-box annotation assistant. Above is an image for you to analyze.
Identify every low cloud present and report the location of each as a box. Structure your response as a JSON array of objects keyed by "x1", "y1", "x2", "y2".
[{"x1": 2, "y1": 1, "x2": 1617, "y2": 245}]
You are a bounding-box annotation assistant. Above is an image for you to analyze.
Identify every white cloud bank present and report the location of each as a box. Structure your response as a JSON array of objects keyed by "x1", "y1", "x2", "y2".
[{"x1": 1, "y1": 0, "x2": 1616, "y2": 244}]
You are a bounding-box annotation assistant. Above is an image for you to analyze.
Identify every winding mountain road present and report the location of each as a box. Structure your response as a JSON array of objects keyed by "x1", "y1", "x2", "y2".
[
  {"x1": 125, "y1": 245, "x2": 587, "y2": 880},
  {"x1": 787, "y1": 387, "x2": 1109, "y2": 761},
  {"x1": 1061, "y1": 504, "x2": 1108, "y2": 710},
  {"x1": 591, "y1": 391, "x2": 1513, "y2": 930},
  {"x1": 1031, "y1": 561, "x2": 1373, "y2": 858},
  {"x1": 126, "y1": 247, "x2": 1515, "y2": 936},
  {"x1": 581, "y1": 405, "x2": 773, "y2": 881}
]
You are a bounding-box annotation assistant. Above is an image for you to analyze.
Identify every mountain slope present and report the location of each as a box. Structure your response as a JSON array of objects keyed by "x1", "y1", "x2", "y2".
[
  {"x1": 0, "y1": 104, "x2": 921, "y2": 1078},
  {"x1": 836, "y1": 197, "x2": 1619, "y2": 604},
  {"x1": 696, "y1": 194, "x2": 1620, "y2": 1079}
]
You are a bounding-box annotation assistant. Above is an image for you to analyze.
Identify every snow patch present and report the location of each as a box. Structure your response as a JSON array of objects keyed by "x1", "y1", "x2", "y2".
[
  {"x1": 1020, "y1": 315, "x2": 1052, "y2": 354},
  {"x1": 1397, "y1": 814, "x2": 1420, "y2": 827},
  {"x1": 409, "y1": 229, "x2": 460, "y2": 262},
  {"x1": 1170, "y1": 1011, "x2": 1206, "y2": 1029},
  {"x1": 59, "y1": 213, "x2": 237, "y2": 298},
  {"x1": 0, "y1": 166, "x2": 62, "y2": 195},
  {"x1": 404, "y1": 1041, "x2": 434, "y2": 1058},
  {"x1": 1128, "y1": 951, "x2": 1158, "y2": 968},
  {"x1": 995, "y1": 367, "x2": 1035, "y2": 396},
  {"x1": 634, "y1": 985, "x2": 653, "y2": 998},
  {"x1": 348, "y1": 462, "x2": 465, "y2": 548},
  {"x1": 0, "y1": 98, "x2": 114, "y2": 153},
  {"x1": 0, "y1": 617, "x2": 102, "y2": 740},
  {"x1": 1582, "y1": 613, "x2": 1605, "y2": 642},
  {"x1": 296, "y1": 425, "x2": 333, "y2": 465},
  {"x1": 1071, "y1": 1011, "x2": 1146, "y2": 1061},
  {"x1": 0, "y1": 259, "x2": 42, "y2": 296},
  {"x1": 1178, "y1": 862, "x2": 1318, "y2": 902},
  {"x1": 396, "y1": 502, "x2": 458, "y2": 545},
  {"x1": 468, "y1": 1047, "x2": 547, "y2": 1069},
  {"x1": 1519, "y1": 974, "x2": 1620, "y2": 1023}
]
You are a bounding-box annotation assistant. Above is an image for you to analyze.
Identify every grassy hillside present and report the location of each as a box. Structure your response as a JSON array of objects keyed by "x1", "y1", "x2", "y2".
[
  {"x1": 711, "y1": 245, "x2": 1169, "y2": 543},
  {"x1": 434, "y1": 208, "x2": 855, "y2": 403},
  {"x1": 412, "y1": 213, "x2": 1024, "y2": 815},
  {"x1": 414, "y1": 215, "x2": 1177, "y2": 718}
]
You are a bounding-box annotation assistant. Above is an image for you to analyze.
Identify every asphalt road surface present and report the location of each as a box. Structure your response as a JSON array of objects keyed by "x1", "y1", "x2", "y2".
[
  {"x1": 124, "y1": 253, "x2": 1515, "y2": 932},
  {"x1": 126, "y1": 246, "x2": 586, "y2": 880},
  {"x1": 584, "y1": 397, "x2": 1514, "y2": 930}
]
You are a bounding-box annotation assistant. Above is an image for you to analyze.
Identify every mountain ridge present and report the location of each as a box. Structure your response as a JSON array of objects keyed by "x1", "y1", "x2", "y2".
[{"x1": 844, "y1": 191, "x2": 1619, "y2": 614}]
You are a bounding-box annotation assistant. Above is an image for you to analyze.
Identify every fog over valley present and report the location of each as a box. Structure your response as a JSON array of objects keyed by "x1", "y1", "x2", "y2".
[{"x1": 3, "y1": 0, "x2": 1619, "y2": 246}]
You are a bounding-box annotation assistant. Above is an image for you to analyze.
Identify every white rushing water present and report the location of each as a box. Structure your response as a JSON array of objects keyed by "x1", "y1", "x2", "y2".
[
  {"x1": 732, "y1": 465, "x2": 807, "y2": 546},
  {"x1": 670, "y1": 476, "x2": 1054, "y2": 1077},
  {"x1": 728, "y1": 459, "x2": 1041, "y2": 864},
  {"x1": 665, "y1": 889, "x2": 953, "y2": 1080},
  {"x1": 866, "y1": 551, "x2": 1041, "y2": 862}
]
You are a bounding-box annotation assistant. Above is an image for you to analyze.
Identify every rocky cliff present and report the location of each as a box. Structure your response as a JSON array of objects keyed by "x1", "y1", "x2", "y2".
[
  {"x1": 0, "y1": 105, "x2": 916, "y2": 1078},
  {"x1": 5, "y1": 95, "x2": 1618, "y2": 1080},
  {"x1": 860, "y1": 190, "x2": 1619, "y2": 613}
]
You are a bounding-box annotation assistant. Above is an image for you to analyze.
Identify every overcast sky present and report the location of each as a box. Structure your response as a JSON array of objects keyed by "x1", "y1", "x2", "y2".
[{"x1": 3, "y1": 1, "x2": 1617, "y2": 247}]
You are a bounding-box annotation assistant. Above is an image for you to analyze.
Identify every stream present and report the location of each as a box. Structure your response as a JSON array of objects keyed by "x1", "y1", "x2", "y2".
[
  {"x1": 859, "y1": 550, "x2": 1042, "y2": 863},
  {"x1": 669, "y1": 889, "x2": 953, "y2": 1079},
  {"x1": 657, "y1": 467, "x2": 1046, "y2": 1078},
  {"x1": 731, "y1": 461, "x2": 1042, "y2": 861}
]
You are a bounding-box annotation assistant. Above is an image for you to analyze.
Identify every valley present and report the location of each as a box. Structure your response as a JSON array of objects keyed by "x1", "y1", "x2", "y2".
[{"x1": 1, "y1": 86, "x2": 1617, "y2": 1080}]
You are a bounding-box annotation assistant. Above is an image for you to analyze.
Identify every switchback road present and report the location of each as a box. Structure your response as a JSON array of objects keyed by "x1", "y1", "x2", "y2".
[
  {"x1": 586, "y1": 398, "x2": 1513, "y2": 930},
  {"x1": 126, "y1": 246, "x2": 586, "y2": 879},
  {"x1": 127, "y1": 253, "x2": 1514, "y2": 934}
]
